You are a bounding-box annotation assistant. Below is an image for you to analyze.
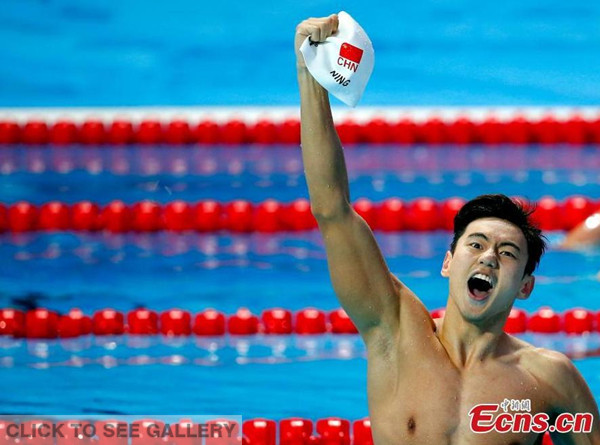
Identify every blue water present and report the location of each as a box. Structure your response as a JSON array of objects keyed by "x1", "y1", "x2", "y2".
[
  {"x1": 2, "y1": 145, "x2": 600, "y2": 416},
  {"x1": 2, "y1": 146, "x2": 600, "y2": 204},
  {"x1": 2, "y1": 0, "x2": 600, "y2": 106},
  {"x1": 1, "y1": 335, "x2": 599, "y2": 417},
  {"x1": 2, "y1": 231, "x2": 600, "y2": 315}
]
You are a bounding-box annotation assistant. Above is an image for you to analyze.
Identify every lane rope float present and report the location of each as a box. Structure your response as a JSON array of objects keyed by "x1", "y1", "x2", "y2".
[
  {"x1": 1, "y1": 306, "x2": 598, "y2": 339},
  {"x1": 1, "y1": 196, "x2": 598, "y2": 233}
]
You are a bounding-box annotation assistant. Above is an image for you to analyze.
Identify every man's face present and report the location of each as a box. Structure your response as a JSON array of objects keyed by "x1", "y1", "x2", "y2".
[{"x1": 441, "y1": 217, "x2": 535, "y2": 324}]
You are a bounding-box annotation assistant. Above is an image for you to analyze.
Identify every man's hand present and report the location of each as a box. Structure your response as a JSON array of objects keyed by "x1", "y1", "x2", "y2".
[{"x1": 295, "y1": 14, "x2": 339, "y2": 69}]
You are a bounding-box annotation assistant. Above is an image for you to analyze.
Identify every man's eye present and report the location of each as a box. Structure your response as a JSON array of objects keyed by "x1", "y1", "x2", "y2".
[
  {"x1": 501, "y1": 251, "x2": 516, "y2": 258},
  {"x1": 470, "y1": 242, "x2": 481, "y2": 249}
]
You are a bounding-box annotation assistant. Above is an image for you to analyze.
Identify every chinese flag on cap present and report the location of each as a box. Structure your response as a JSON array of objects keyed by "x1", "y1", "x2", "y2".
[{"x1": 340, "y1": 43, "x2": 363, "y2": 64}]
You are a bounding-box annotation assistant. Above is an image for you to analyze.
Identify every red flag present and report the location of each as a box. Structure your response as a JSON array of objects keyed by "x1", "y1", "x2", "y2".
[{"x1": 339, "y1": 42, "x2": 363, "y2": 64}]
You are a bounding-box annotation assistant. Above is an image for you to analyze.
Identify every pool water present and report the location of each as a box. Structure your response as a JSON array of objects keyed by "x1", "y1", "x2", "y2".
[
  {"x1": 2, "y1": 0, "x2": 600, "y2": 106},
  {"x1": 1, "y1": 145, "x2": 600, "y2": 416},
  {"x1": 1, "y1": 336, "x2": 597, "y2": 417},
  {"x1": 2, "y1": 146, "x2": 600, "y2": 203}
]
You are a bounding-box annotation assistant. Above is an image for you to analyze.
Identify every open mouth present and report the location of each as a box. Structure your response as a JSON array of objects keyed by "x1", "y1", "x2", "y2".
[{"x1": 467, "y1": 273, "x2": 494, "y2": 301}]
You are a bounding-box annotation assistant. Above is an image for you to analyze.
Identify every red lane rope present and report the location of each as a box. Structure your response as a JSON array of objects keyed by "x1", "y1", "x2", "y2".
[
  {"x1": 1, "y1": 116, "x2": 600, "y2": 145},
  {"x1": 241, "y1": 417, "x2": 555, "y2": 445},
  {"x1": 1, "y1": 196, "x2": 598, "y2": 233},
  {"x1": 1, "y1": 306, "x2": 598, "y2": 339}
]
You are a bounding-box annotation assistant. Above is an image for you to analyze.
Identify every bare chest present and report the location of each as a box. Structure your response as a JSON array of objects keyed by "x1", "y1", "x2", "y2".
[{"x1": 367, "y1": 346, "x2": 549, "y2": 445}]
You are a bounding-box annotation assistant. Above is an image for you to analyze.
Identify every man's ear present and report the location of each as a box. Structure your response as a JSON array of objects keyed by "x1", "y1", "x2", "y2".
[
  {"x1": 441, "y1": 251, "x2": 452, "y2": 278},
  {"x1": 516, "y1": 275, "x2": 535, "y2": 300}
]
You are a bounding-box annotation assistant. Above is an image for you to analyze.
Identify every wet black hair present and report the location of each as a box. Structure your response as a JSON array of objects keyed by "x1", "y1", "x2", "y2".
[{"x1": 449, "y1": 194, "x2": 547, "y2": 276}]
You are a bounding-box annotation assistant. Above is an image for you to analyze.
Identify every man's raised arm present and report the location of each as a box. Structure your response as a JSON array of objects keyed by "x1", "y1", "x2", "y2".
[{"x1": 294, "y1": 15, "x2": 411, "y2": 338}]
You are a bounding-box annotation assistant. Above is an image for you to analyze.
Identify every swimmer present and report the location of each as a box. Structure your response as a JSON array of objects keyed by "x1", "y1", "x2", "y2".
[
  {"x1": 560, "y1": 211, "x2": 600, "y2": 250},
  {"x1": 295, "y1": 14, "x2": 600, "y2": 445}
]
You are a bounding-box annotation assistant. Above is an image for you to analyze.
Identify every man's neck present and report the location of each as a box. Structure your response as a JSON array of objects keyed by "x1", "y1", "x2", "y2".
[{"x1": 437, "y1": 299, "x2": 510, "y2": 369}]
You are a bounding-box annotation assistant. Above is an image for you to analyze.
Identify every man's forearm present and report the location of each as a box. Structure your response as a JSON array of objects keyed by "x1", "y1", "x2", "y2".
[{"x1": 298, "y1": 67, "x2": 350, "y2": 218}]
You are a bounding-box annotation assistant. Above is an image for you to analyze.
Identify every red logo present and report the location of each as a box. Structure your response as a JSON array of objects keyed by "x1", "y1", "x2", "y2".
[
  {"x1": 339, "y1": 43, "x2": 363, "y2": 64},
  {"x1": 469, "y1": 402, "x2": 594, "y2": 434}
]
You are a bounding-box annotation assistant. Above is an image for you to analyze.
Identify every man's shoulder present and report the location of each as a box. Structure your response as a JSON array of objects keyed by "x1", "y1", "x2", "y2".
[
  {"x1": 511, "y1": 335, "x2": 571, "y2": 370},
  {"x1": 510, "y1": 336, "x2": 600, "y2": 426},
  {"x1": 510, "y1": 336, "x2": 578, "y2": 395}
]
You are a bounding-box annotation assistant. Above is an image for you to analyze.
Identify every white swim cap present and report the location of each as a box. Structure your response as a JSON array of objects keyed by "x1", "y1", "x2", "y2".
[{"x1": 300, "y1": 11, "x2": 375, "y2": 107}]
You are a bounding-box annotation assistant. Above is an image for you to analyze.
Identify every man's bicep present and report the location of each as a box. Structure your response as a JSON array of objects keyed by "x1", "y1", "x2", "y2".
[{"x1": 318, "y1": 209, "x2": 400, "y2": 333}]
